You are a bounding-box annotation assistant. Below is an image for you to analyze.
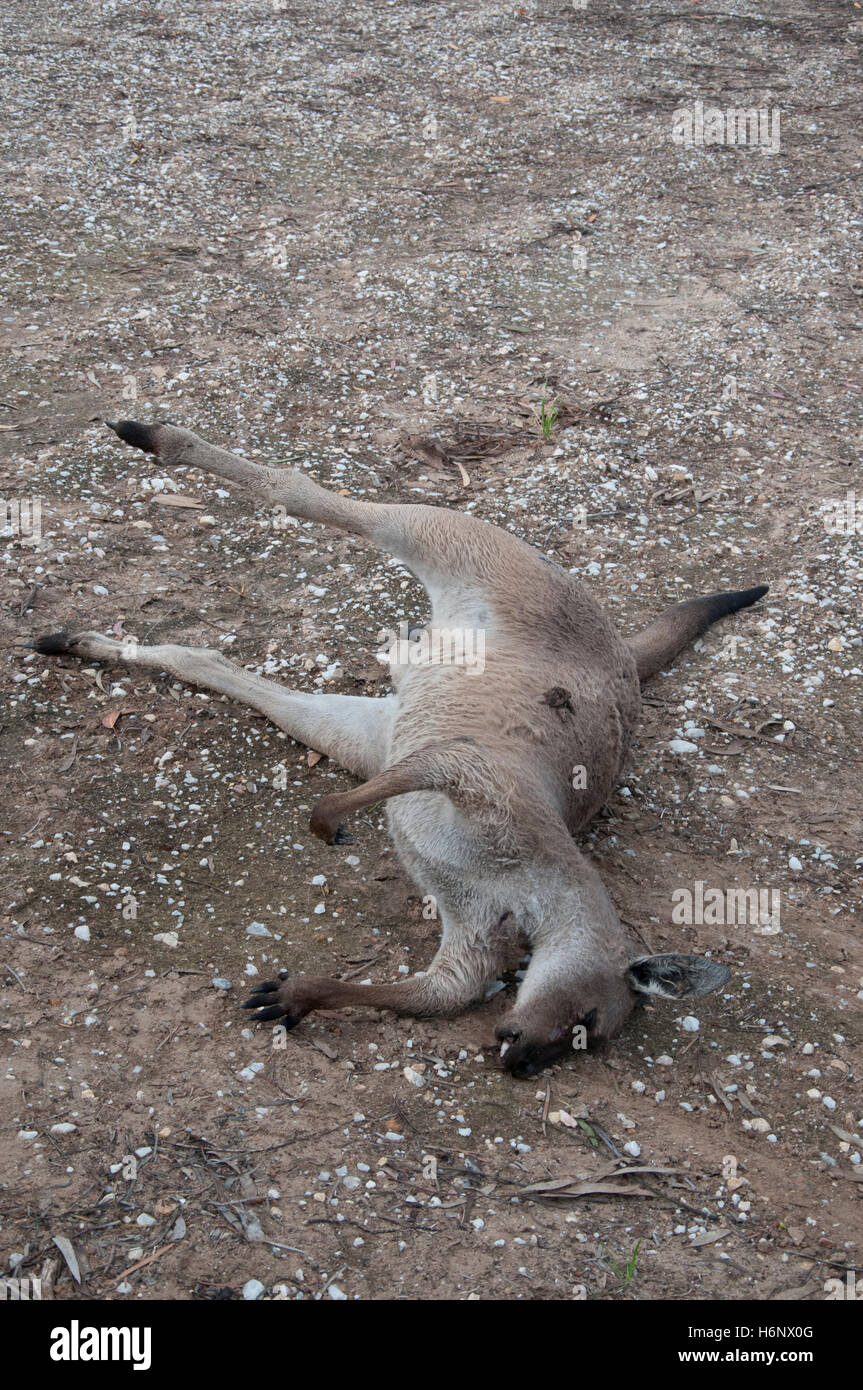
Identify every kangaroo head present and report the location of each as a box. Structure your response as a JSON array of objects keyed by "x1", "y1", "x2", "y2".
[{"x1": 496, "y1": 952, "x2": 730, "y2": 1078}]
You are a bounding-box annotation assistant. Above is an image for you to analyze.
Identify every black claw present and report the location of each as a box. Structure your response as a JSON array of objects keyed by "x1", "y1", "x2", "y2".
[
  {"x1": 332, "y1": 824, "x2": 355, "y2": 845},
  {"x1": 242, "y1": 990, "x2": 277, "y2": 1007},
  {"x1": 242, "y1": 974, "x2": 290, "y2": 1013}
]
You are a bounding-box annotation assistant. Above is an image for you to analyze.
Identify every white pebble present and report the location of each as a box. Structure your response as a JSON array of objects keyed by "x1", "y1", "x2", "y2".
[{"x1": 669, "y1": 739, "x2": 698, "y2": 754}]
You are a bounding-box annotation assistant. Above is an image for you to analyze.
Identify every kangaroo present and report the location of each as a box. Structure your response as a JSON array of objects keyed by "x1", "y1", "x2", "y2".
[{"x1": 36, "y1": 420, "x2": 768, "y2": 1077}]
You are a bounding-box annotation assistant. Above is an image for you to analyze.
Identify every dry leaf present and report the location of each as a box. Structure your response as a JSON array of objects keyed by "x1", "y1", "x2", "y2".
[
  {"x1": 52, "y1": 1234, "x2": 81, "y2": 1283},
  {"x1": 521, "y1": 1180, "x2": 654, "y2": 1199},
  {"x1": 690, "y1": 1229, "x2": 728, "y2": 1247},
  {"x1": 57, "y1": 741, "x2": 78, "y2": 772},
  {"x1": 829, "y1": 1125, "x2": 859, "y2": 1144},
  {"x1": 101, "y1": 707, "x2": 137, "y2": 730},
  {"x1": 150, "y1": 494, "x2": 203, "y2": 508}
]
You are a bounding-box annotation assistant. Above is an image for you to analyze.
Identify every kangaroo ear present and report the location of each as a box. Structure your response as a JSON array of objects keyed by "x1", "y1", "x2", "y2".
[{"x1": 626, "y1": 953, "x2": 730, "y2": 1000}]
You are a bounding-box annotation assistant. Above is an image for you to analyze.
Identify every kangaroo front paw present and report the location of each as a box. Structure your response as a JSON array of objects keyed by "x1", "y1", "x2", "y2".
[{"x1": 240, "y1": 972, "x2": 308, "y2": 1028}]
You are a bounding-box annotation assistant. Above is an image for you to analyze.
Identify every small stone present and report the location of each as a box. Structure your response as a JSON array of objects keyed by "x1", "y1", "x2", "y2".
[
  {"x1": 242, "y1": 1279, "x2": 266, "y2": 1301},
  {"x1": 669, "y1": 739, "x2": 698, "y2": 754}
]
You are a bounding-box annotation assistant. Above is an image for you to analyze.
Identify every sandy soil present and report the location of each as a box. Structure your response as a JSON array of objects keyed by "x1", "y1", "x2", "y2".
[{"x1": 1, "y1": 0, "x2": 861, "y2": 1301}]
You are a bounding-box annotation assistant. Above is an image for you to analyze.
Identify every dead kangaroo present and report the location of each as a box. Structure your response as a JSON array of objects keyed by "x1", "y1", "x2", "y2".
[{"x1": 36, "y1": 421, "x2": 768, "y2": 1077}]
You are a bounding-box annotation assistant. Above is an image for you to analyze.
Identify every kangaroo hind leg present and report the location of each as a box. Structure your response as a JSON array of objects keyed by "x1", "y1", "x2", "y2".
[{"x1": 34, "y1": 629, "x2": 394, "y2": 778}]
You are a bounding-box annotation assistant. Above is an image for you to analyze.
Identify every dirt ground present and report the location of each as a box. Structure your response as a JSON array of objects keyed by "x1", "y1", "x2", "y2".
[{"x1": 1, "y1": 0, "x2": 861, "y2": 1303}]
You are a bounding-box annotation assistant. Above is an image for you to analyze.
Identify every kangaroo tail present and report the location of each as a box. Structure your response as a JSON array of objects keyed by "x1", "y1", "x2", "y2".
[{"x1": 627, "y1": 584, "x2": 769, "y2": 681}]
